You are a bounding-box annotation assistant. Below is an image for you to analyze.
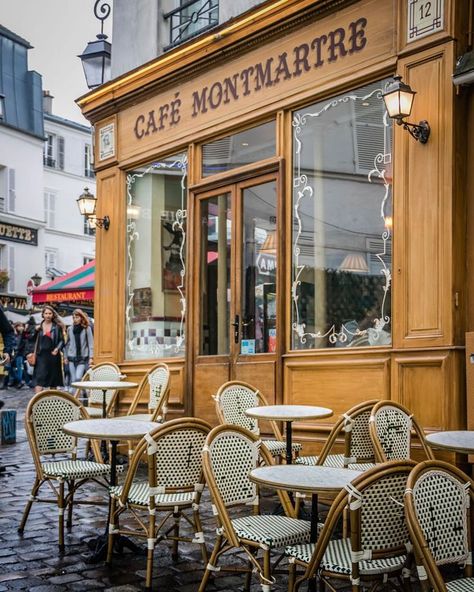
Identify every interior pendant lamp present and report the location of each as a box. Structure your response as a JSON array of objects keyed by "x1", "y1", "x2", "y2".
[
  {"x1": 382, "y1": 75, "x2": 430, "y2": 144},
  {"x1": 77, "y1": 187, "x2": 110, "y2": 230},
  {"x1": 78, "y1": 0, "x2": 112, "y2": 89}
]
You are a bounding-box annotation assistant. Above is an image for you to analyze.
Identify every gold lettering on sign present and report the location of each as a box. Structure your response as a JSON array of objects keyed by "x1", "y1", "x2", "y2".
[{"x1": 133, "y1": 17, "x2": 368, "y2": 140}]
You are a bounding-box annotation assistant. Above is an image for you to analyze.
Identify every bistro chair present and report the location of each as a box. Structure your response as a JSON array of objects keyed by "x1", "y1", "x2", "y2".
[
  {"x1": 214, "y1": 380, "x2": 302, "y2": 461},
  {"x1": 123, "y1": 362, "x2": 170, "y2": 423},
  {"x1": 107, "y1": 418, "x2": 211, "y2": 591},
  {"x1": 405, "y1": 460, "x2": 474, "y2": 591},
  {"x1": 19, "y1": 390, "x2": 111, "y2": 553},
  {"x1": 296, "y1": 399, "x2": 378, "y2": 470},
  {"x1": 74, "y1": 361, "x2": 124, "y2": 418},
  {"x1": 285, "y1": 460, "x2": 416, "y2": 591},
  {"x1": 369, "y1": 400, "x2": 434, "y2": 463},
  {"x1": 200, "y1": 424, "x2": 312, "y2": 592}
]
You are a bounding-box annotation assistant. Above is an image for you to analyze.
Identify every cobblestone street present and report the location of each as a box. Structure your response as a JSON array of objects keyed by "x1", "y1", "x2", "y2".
[{"x1": 0, "y1": 387, "x2": 295, "y2": 592}]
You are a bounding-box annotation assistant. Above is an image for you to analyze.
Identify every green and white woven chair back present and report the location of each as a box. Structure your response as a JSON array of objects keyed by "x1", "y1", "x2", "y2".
[
  {"x1": 373, "y1": 406, "x2": 411, "y2": 460},
  {"x1": 32, "y1": 396, "x2": 81, "y2": 455},
  {"x1": 208, "y1": 430, "x2": 259, "y2": 506},
  {"x1": 353, "y1": 471, "x2": 410, "y2": 552},
  {"x1": 218, "y1": 384, "x2": 259, "y2": 434},
  {"x1": 348, "y1": 410, "x2": 376, "y2": 462},
  {"x1": 412, "y1": 469, "x2": 471, "y2": 566},
  {"x1": 151, "y1": 427, "x2": 207, "y2": 489},
  {"x1": 148, "y1": 366, "x2": 169, "y2": 413},
  {"x1": 88, "y1": 364, "x2": 121, "y2": 405}
]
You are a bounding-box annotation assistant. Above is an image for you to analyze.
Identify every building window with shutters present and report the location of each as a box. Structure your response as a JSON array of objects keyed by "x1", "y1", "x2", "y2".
[
  {"x1": 45, "y1": 249, "x2": 58, "y2": 274},
  {"x1": 84, "y1": 144, "x2": 94, "y2": 178},
  {"x1": 8, "y1": 168, "x2": 15, "y2": 212},
  {"x1": 44, "y1": 190, "x2": 56, "y2": 228},
  {"x1": 291, "y1": 80, "x2": 393, "y2": 350},
  {"x1": 43, "y1": 133, "x2": 65, "y2": 170}
]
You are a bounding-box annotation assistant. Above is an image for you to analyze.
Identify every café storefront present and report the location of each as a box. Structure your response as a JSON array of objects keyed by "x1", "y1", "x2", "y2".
[{"x1": 78, "y1": 0, "x2": 471, "y2": 455}]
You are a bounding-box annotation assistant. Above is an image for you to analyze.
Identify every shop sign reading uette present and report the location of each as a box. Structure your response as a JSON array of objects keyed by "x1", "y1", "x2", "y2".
[
  {"x1": 0, "y1": 222, "x2": 37, "y2": 246},
  {"x1": 120, "y1": 0, "x2": 395, "y2": 160}
]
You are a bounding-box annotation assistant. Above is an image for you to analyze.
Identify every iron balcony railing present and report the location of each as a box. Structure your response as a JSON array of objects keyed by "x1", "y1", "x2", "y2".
[{"x1": 164, "y1": 0, "x2": 219, "y2": 49}]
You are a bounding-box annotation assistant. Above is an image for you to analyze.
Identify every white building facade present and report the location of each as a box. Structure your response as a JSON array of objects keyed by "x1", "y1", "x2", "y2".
[{"x1": 43, "y1": 95, "x2": 96, "y2": 283}]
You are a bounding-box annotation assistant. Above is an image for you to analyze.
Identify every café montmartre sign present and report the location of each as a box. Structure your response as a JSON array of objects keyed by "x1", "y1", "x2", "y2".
[{"x1": 133, "y1": 16, "x2": 368, "y2": 140}]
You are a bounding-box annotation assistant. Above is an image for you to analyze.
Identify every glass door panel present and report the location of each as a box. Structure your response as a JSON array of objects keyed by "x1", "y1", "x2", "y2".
[
  {"x1": 240, "y1": 181, "x2": 277, "y2": 354},
  {"x1": 199, "y1": 193, "x2": 231, "y2": 356}
]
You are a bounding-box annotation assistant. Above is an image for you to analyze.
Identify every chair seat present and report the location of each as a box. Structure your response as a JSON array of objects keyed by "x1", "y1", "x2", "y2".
[
  {"x1": 446, "y1": 579, "x2": 474, "y2": 592},
  {"x1": 42, "y1": 460, "x2": 111, "y2": 479},
  {"x1": 295, "y1": 454, "x2": 376, "y2": 472},
  {"x1": 85, "y1": 406, "x2": 103, "y2": 418},
  {"x1": 263, "y1": 439, "x2": 302, "y2": 457},
  {"x1": 286, "y1": 538, "x2": 406, "y2": 576},
  {"x1": 232, "y1": 515, "x2": 312, "y2": 548},
  {"x1": 110, "y1": 482, "x2": 195, "y2": 507}
]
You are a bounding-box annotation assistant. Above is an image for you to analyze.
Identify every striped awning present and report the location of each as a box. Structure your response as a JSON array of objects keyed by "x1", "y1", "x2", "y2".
[{"x1": 32, "y1": 260, "x2": 94, "y2": 304}]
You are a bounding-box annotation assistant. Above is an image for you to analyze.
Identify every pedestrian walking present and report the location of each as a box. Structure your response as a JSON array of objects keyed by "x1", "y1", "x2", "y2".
[
  {"x1": 12, "y1": 322, "x2": 27, "y2": 388},
  {"x1": 24, "y1": 316, "x2": 37, "y2": 387},
  {"x1": 29, "y1": 305, "x2": 65, "y2": 393},
  {"x1": 64, "y1": 308, "x2": 93, "y2": 391},
  {"x1": 0, "y1": 306, "x2": 14, "y2": 405}
]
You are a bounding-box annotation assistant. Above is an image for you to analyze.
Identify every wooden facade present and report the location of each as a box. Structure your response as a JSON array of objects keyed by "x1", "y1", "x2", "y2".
[{"x1": 78, "y1": 0, "x2": 472, "y2": 458}]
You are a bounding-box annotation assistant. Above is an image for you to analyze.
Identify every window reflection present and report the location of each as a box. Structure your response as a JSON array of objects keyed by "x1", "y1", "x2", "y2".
[
  {"x1": 125, "y1": 154, "x2": 187, "y2": 360},
  {"x1": 291, "y1": 81, "x2": 392, "y2": 349}
]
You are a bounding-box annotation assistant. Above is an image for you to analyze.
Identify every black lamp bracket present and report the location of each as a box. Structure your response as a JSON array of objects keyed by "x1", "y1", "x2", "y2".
[
  {"x1": 397, "y1": 119, "x2": 431, "y2": 144},
  {"x1": 94, "y1": 216, "x2": 110, "y2": 231}
]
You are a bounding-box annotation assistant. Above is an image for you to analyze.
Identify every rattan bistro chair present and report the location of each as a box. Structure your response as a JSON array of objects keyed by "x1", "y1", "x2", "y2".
[
  {"x1": 200, "y1": 425, "x2": 312, "y2": 592},
  {"x1": 296, "y1": 400, "x2": 378, "y2": 471},
  {"x1": 19, "y1": 390, "x2": 111, "y2": 553},
  {"x1": 405, "y1": 460, "x2": 474, "y2": 592},
  {"x1": 107, "y1": 418, "x2": 211, "y2": 591},
  {"x1": 214, "y1": 380, "x2": 302, "y2": 460},
  {"x1": 74, "y1": 361, "x2": 124, "y2": 418},
  {"x1": 124, "y1": 362, "x2": 170, "y2": 423},
  {"x1": 286, "y1": 460, "x2": 416, "y2": 592},
  {"x1": 369, "y1": 400, "x2": 434, "y2": 463}
]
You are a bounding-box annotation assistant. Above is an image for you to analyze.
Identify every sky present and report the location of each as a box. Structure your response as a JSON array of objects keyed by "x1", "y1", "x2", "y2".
[{"x1": 0, "y1": 0, "x2": 113, "y2": 124}]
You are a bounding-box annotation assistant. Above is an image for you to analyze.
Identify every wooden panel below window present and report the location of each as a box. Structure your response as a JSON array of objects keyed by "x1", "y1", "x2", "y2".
[{"x1": 193, "y1": 360, "x2": 230, "y2": 425}]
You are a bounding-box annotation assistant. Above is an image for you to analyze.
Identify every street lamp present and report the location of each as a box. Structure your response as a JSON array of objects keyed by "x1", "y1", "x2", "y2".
[
  {"x1": 382, "y1": 75, "x2": 430, "y2": 144},
  {"x1": 77, "y1": 187, "x2": 110, "y2": 230},
  {"x1": 31, "y1": 273, "x2": 42, "y2": 287},
  {"x1": 78, "y1": 0, "x2": 112, "y2": 89}
]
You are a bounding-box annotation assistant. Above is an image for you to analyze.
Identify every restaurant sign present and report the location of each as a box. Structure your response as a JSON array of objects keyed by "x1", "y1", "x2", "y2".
[
  {"x1": 133, "y1": 17, "x2": 368, "y2": 141},
  {"x1": 42, "y1": 290, "x2": 94, "y2": 303},
  {"x1": 0, "y1": 222, "x2": 38, "y2": 246}
]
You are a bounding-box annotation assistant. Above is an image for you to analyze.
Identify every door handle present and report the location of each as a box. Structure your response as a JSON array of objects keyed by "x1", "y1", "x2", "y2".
[{"x1": 231, "y1": 315, "x2": 240, "y2": 344}]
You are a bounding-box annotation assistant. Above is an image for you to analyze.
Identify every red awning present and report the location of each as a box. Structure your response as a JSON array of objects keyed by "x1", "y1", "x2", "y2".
[{"x1": 32, "y1": 260, "x2": 95, "y2": 304}]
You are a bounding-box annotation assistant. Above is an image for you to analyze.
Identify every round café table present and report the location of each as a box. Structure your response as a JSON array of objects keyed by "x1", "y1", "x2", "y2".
[
  {"x1": 245, "y1": 405, "x2": 333, "y2": 465},
  {"x1": 63, "y1": 418, "x2": 159, "y2": 562},
  {"x1": 72, "y1": 381, "x2": 138, "y2": 419},
  {"x1": 426, "y1": 431, "x2": 474, "y2": 455},
  {"x1": 249, "y1": 464, "x2": 360, "y2": 592}
]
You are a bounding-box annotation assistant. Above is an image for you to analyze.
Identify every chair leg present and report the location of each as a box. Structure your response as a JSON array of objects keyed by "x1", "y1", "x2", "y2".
[
  {"x1": 198, "y1": 534, "x2": 222, "y2": 592},
  {"x1": 18, "y1": 478, "x2": 41, "y2": 533},
  {"x1": 58, "y1": 481, "x2": 65, "y2": 554},
  {"x1": 193, "y1": 507, "x2": 208, "y2": 564},
  {"x1": 145, "y1": 509, "x2": 156, "y2": 591},
  {"x1": 67, "y1": 480, "x2": 75, "y2": 528},
  {"x1": 261, "y1": 548, "x2": 272, "y2": 591},
  {"x1": 171, "y1": 511, "x2": 180, "y2": 561},
  {"x1": 288, "y1": 560, "x2": 296, "y2": 592},
  {"x1": 106, "y1": 497, "x2": 117, "y2": 565}
]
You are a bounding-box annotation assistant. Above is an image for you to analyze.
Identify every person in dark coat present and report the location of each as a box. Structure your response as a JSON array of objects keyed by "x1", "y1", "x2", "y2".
[
  {"x1": 0, "y1": 306, "x2": 14, "y2": 406},
  {"x1": 31, "y1": 305, "x2": 65, "y2": 393}
]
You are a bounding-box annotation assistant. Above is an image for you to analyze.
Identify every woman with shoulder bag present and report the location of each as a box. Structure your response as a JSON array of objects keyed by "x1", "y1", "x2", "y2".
[
  {"x1": 64, "y1": 309, "x2": 93, "y2": 392},
  {"x1": 32, "y1": 305, "x2": 65, "y2": 393}
]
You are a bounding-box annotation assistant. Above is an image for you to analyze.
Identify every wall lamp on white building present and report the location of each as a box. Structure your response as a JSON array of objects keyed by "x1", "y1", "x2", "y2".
[
  {"x1": 31, "y1": 273, "x2": 42, "y2": 287},
  {"x1": 78, "y1": 0, "x2": 112, "y2": 89},
  {"x1": 382, "y1": 75, "x2": 430, "y2": 144},
  {"x1": 77, "y1": 187, "x2": 110, "y2": 231}
]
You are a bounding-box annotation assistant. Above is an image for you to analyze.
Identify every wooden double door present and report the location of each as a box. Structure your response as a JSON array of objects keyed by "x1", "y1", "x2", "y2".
[{"x1": 191, "y1": 172, "x2": 282, "y2": 423}]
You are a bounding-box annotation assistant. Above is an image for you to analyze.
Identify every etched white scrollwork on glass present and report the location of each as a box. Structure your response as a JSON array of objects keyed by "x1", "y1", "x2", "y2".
[
  {"x1": 292, "y1": 83, "x2": 392, "y2": 349},
  {"x1": 125, "y1": 154, "x2": 187, "y2": 359}
]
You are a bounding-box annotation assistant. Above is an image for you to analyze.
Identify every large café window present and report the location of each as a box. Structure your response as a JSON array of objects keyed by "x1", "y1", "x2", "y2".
[
  {"x1": 292, "y1": 80, "x2": 393, "y2": 350},
  {"x1": 125, "y1": 154, "x2": 187, "y2": 360}
]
